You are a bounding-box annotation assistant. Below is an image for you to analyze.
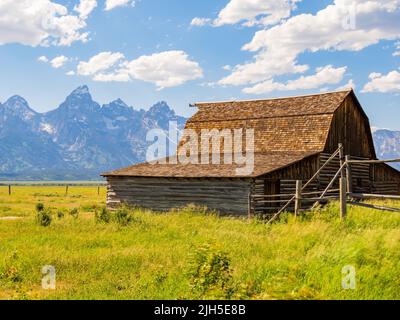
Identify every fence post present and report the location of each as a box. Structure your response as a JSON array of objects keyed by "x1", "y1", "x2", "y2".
[
  {"x1": 8, "y1": 185, "x2": 11, "y2": 195},
  {"x1": 97, "y1": 186, "x2": 100, "y2": 196},
  {"x1": 65, "y1": 185, "x2": 69, "y2": 196},
  {"x1": 340, "y1": 177, "x2": 347, "y2": 220},
  {"x1": 339, "y1": 143, "x2": 345, "y2": 179},
  {"x1": 295, "y1": 180, "x2": 302, "y2": 217},
  {"x1": 248, "y1": 192, "x2": 252, "y2": 220},
  {"x1": 345, "y1": 155, "x2": 352, "y2": 195}
]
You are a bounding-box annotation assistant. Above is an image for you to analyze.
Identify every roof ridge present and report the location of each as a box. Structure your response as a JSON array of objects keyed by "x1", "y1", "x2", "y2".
[
  {"x1": 188, "y1": 111, "x2": 334, "y2": 123},
  {"x1": 193, "y1": 89, "x2": 353, "y2": 106}
]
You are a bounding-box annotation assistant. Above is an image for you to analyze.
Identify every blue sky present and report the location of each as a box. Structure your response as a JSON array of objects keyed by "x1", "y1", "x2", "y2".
[{"x1": 0, "y1": 0, "x2": 399, "y2": 129}]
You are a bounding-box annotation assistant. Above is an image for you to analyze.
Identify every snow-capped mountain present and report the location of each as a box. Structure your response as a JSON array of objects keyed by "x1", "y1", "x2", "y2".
[
  {"x1": 1, "y1": 86, "x2": 398, "y2": 180},
  {"x1": 0, "y1": 85, "x2": 186, "y2": 180},
  {"x1": 373, "y1": 129, "x2": 400, "y2": 170}
]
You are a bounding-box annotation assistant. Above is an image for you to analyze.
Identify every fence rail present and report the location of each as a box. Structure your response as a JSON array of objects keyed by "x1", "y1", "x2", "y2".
[
  {"x1": 0, "y1": 182, "x2": 106, "y2": 196},
  {"x1": 0, "y1": 181, "x2": 106, "y2": 186},
  {"x1": 256, "y1": 146, "x2": 344, "y2": 224},
  {"x1": 349, "y1": 193, "x2": 400, "y2": 200},
  {"x1": 343, "y1": 156, "x2": 400, "y2": 216},
  {"x1": 250, "y1": 144, "x2": 400, "y2": 223}
]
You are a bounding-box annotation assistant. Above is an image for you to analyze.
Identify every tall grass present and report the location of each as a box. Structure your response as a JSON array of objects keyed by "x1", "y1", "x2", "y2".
[{"x1": 0, "y1": 187, "x2": 399, "y2": 300}]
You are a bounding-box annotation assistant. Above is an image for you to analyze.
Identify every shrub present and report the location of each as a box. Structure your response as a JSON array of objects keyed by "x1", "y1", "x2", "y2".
[
  {"x1": 81, "y1": 203, "x2": 99, "y2": 212},
  {"x1": 188, "y1": 244, "x2": 233, "y2": 299},
  {"x1": 0, "y1": 252, "x2": 23, "y2": 283},
  {"x1": 57, "y1": 210, "x2": 65, "y2": 219},
  {"x1": 35, "y1": 203, "x2": 45, "y2": 212},
  {"x1": 36, "y1": 208, "x2": 52, "y2": 227},
  {"x1": 69, "y1": 208, "x2": 79, "y2": 219},
  {"x1": 176, "y1": 204, "x2": 217, "y2": 216},
  {"x1": 95, "y1": 207, "x2": 111, "y2": 224},
  {"x1": 114, "y1": 207, "x2": 133, "y2": 226}
]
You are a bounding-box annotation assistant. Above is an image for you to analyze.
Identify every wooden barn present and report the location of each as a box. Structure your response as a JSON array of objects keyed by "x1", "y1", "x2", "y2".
[{"x1": 102, "y1": 90, "x2": 400, "y2": 216}]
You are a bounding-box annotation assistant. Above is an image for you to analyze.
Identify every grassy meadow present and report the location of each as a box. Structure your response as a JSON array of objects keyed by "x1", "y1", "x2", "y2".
[{"x1": 0, "y1": 186, "x2": 399, "y2": 300}]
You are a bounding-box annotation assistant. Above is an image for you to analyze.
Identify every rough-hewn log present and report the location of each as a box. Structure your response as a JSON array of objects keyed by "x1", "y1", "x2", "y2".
[
  {"x1": 348, "y1": 202, "x2": 400, "y2": 212},
  {"x1": 106, "y1": 177, "x2": 252, "y2": 215}
]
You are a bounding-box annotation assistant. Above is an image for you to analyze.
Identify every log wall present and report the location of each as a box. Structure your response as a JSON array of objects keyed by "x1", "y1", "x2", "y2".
[
  {"x1": 371, "y1": 163, "x2": 400, "y2": 194},
  {"x1": 106, "y1": 176, "x2": 252, "y2": 215},
  {"x1": 320, "y1": 153, "x2": 371, "y2": 193},
  {"x1": 252, "y1": 155, "x2": 320, "y2": 215}
]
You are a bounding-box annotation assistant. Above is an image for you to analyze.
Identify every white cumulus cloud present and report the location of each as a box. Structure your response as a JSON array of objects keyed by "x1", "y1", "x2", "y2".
[
  {"x1": 362, "y1": 70, "x2": 400, "y2": 93},
  {"x1": 50, "y1": 55, "x2": 69, "y2": 68},
  {"x1": 74, "y1": 0, "x2": 97, "y2": 19},
  {"x1": 214, "y1": 0, "x2": 302, "y2": 27},
  {"x1": 336, "y1": 79, "x2": 356, "y2": 91},
  {"x1": 38, "y1": 56, "x2": 49, "y2": 63},
  {"x1": 127, "y1": 51, "x2": 203, "y2": 89},
  {"x1": 190, "y1": 17, "x2": 212, "y2": 27},
  {"x1": 219, "y1": 0, "x2": 400, "y2": 92},
  {"x1": 76, "y1": 50, "x2": 203, "y2": 89},
  {"x1": 0, "y1": 0, "x2": 90, "y2": 47},
  {"x1": 105, "y1": 0, "x2": 135, "y2": 11},
  {"x1": 243, "y1": 65, "x2": 347, "y2": 94},
  {"x1": 77, "y1": 51, "x2": 126, "y2": 76}
]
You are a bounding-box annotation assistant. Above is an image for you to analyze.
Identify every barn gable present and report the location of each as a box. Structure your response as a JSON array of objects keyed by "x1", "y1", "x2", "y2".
[{"x1": 324, "y1": 90, "x2": 376, "y2": 158}]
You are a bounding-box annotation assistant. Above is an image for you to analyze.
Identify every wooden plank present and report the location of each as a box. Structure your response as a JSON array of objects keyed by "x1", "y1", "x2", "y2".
[
  {"x1": 348, "y1": 159, "x2": 400, "y2": 164},
  {"x1": 339, "y1": 143, "x2": 345, "y2": 180},
  {"x1": 248, "y1": 192, "x2": 252, "y2": 219},
  {"x1": 350, "y1": 193, "x2": 400, "y2": 200},
  {"x1": 301, "y1": 189, "x2": 340, "y2": 196},
  {"x1": 348, "y1": 202, "x2": 400, "y2": 213},
  {"x1": 302, "y1": 196, "x2": 339, "y2": 202},
  {"x1": 340, "y1": 177, "x2": 347, "y2": 220},
  {"x1": 346, "y1": 155, "x2": 353, "y2": 194},
  {"x1": 313, "y1": 162, "x2": 347, "y2": 208},
  {"x1": 294, "y1": 180, "x2": 302, "y2": 217}
]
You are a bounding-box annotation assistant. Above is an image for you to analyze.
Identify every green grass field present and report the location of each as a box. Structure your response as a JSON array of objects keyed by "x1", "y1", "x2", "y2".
[{"x1": 0, "y1": 186, "x2": 399, "y2": 300}]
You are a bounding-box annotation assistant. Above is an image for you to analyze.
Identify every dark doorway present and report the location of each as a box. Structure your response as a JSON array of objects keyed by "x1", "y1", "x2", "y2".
[{"x1": 264, "y1": 180, "x2": 281, "y2": 212}]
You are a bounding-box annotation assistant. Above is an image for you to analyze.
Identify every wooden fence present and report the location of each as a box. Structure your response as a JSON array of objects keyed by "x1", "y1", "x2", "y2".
[
  {"x1": 251, "y1": 145, "x2": 400, "y2": 223},
  {"x1": 251, "y1": 145, "x2": 344, "y2": 223},
  {"x1": 0, "y1": 182, "x2": 106, "y2": 196},
  {"x1": 342, "y1": 157, "x2": 400, "y2": 216}
]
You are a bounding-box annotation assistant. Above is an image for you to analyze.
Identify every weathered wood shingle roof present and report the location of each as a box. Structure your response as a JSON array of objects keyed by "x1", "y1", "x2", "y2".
[
  {"x1": 103, "y1": 90, "x2": 352, "y2": 178},
  {"x1": 102, "y1": 151, "x2": 319, "y2": 178},
  {"x1": 192, "y1": 90, "x2": 350, "y2": 121},
  {"x1": 181, "y1": 90, "x2": 351, "y2": 154}
]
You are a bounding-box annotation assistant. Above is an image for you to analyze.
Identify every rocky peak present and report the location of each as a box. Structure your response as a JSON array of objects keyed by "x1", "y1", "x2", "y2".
[
  {"x1": 3, "y1": 95, "x2": 37, "y2": 120},
  {"x1": 69, "y1": 85, "x2": 90, "y2": 98},
  {"x1": 103, "y1": 98, "x2": 130, "y2": 110},
  {"x1": 59, "y1": 85, "x2": 100, "y2": 113},
  {"x1": 147, "y1": 101, "x2": 175, "y2": 117}
]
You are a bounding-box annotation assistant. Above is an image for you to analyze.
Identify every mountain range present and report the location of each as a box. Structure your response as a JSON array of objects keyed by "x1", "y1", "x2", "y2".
[
  {"x1": 0, "y1": 86, "x2": 186, "y2": 180},
  {"x1": 0, "y1": 85, "x2": 399, "y2": 180},
  {"x1": 373, "y1": 129, "x2": 400, "y2": 170}
]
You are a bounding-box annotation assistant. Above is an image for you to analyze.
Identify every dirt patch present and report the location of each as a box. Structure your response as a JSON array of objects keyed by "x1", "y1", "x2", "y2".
[{"x1": 0, "y1": 217, "x2": 23, "y2": 221}]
